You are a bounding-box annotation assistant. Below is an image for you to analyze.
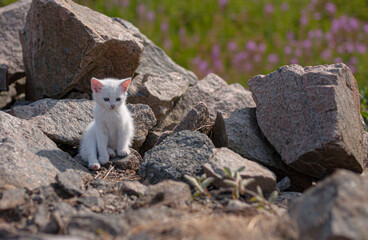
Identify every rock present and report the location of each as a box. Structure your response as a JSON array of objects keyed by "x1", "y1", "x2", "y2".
[
  {"x1": 173, "y1": 102, "x2": 211, "y2": 134},
  {"x1": 289, "y1": 170, "x2": 368, "y2": 240},
  {"x1": 155, "y1": 130, "x2": 173, "y2": 146},
  {"x1": 138, "y1": 130, "x2": 214, "y2": 183},
  {"x1": 156, "y1": 102, "x2": 212, "y2": 145},
  {"x1": 208, "y1": 83, "x2": 256, "y2": 119},
  {"x1": 128, "y1": 73, "x2": 189, "y2": 121},
  {"x1": 159, "y1": 73, "x2": 226, "y2": 128},
  {"x1": 53, "y1": 201, "x2": 77, "y2": 220},
  {"x1": 117, "y1": 181, "x2": 147, "y2": 196},
  {"x1": 363, "y1": 131, "x2": 368, "y2": 168},
  {"x1": 160, "y1": 73, "x2": 255, "y2": 129},
  {"x1": 212, "y1": 109, "x2": 286, "y2": 173},
  {"x1": 56, "y1": 169, "x2": 91, "y2": 196},
  {"x1": 0, "y1": 77, "x2": 26, "y2": 109},
  {"x1": 0, "y1": 0, "x2": 30, "y2": 90},
  {"x1": 77, "y1": 196, "x2": 104, "y2": 212},
  {"x1": 139, "y1": 130, "x2": 163, "y2": 155},
  {"x1": 34, "y1": 204, "x2": 59, "y2": 233},
  {"x1": 110, "y1": 148, "x2": 142, "y2": 171},
  {"x1": 20, "y1": 0, "x2": 143, "y2": 101},
  {"x1": 203, "y1": 148, "x2": 277, "y2": 194},
  {"x1": 0, "y1": 111, "x2": 88, "y2": 189},
  {"x1": 134, "y1": 180, "x2": 191, "y2": 209},
  {"x1": 67, "y1": 213, "x2": 127, "y2": 239},
  {"x1": 113, "y1": 18, "x2": 198, "y2": 86},
  {"x1": 275, "y1": 192, "x2": 302, "y2": 209},
  {"x1": 9, "y1": 99, "x2": 156, "y2": 149},
  {"x1": 0, "y1": 64, "x2": 7, "y2": 90},
  {"x1": 128, "y1": 104, "x2": 157, "y2": 149},
  {"x1": 0, "y1": 79, "x2": 16, "y2": 108},
  {"x1": 9, "y1": 98, "x2": 93, "y2": 145},
  {"x1": 249, "y1": 63, "x2": 365, "y2": 178},
  {"x1": 0, "y1": 188, "x2": 27, "y2": 210},
  {"x1": 276, "y1": 177, "x2": 291, "y2": 192}
]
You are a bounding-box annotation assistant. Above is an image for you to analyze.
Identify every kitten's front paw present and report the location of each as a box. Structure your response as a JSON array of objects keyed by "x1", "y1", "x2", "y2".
[
  {"x1": 98, "y1": 153, "x2": 110, "y2": 164},
  {"x1": 89, "y1": 163, "x2": 101, "y2": 170},
  {"x1": 117, "y1": 148, "x2": 130, "y2": 157}
]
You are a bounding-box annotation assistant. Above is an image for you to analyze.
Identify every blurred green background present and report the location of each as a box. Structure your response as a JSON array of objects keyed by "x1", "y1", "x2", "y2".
[
  {"x1": 79, "y1": 0, "x2": 368, "y2": 89},
  {"x1": 2, "y1": 0, "x2": 368, "y2": 87},
  {"x1": 2, "y1": 0, "x2": 368, "y2": 118}
]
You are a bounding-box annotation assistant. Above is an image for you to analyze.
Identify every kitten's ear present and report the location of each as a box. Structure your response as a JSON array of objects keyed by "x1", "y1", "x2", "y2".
[
  {"x1": 120, "y1": 78, "x2": 131, "y2": 92},
  {"x1": 91, "y1": 77, "x2": 104, "y2": 93}
]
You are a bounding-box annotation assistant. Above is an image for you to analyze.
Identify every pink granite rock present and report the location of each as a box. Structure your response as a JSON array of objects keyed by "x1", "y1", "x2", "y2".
[
  {"x1": 20, "y1": 0, "x2": 143, "y2": 100},
  {"x1": 249, "y1": 63, "x2": 365, "y2": 178}
]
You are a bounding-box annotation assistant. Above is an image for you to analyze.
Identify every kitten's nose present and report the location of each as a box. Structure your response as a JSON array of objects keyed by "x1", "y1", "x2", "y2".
[{"x1": 110, "y1": 105, "x2": 115, "y2": 109}]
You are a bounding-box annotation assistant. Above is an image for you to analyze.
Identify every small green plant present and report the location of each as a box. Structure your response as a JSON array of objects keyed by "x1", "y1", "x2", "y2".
[
  {"x1": 248, "y1": 186, "x2": 279, "y2": 212},
  {"x1": 184, "y1": 173, "x2": 214, "y2": 198},
  {"x1": 223, "y1": 166, "x2": 255, "y2": 199}
]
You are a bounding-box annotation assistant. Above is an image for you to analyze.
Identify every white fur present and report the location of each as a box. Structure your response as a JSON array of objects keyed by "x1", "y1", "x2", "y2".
[{"x1": 79, "y1": 77, "x2": 134, "y2": 170}]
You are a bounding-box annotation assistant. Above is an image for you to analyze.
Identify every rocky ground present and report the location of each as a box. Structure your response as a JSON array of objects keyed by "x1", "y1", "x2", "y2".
[{"x1": 1, "y1": 0, "x2": 368, "y2": 239}]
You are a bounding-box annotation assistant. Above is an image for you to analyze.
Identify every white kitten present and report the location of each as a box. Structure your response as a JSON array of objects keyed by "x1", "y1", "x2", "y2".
[{"x1": 80, "y1": 77, "x2": 134, "y2": 170}]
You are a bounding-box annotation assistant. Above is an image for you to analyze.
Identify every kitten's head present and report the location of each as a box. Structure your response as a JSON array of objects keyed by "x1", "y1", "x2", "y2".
[{"x1": 91, "y1": 77, "x2": 131, "y2": 110}]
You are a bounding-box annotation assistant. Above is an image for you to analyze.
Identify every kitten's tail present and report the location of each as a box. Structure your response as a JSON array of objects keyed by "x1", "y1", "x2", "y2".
[{"x1": 79, "y1": 125, "x2": 98, "y2": 168}]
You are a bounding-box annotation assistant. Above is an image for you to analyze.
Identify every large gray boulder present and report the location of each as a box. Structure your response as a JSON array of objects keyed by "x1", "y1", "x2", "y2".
[
  {"x1": 113, "y1": 18, "x2": 198, "y2": 86},
  {"x1": 204, "y1": 148, "x2": 277, "y2": 194},
  {"x1": 138, "y1": 130, "x2": 214, "y2": 183},
  {"x1": 160, "y1": 73, "x2": 255, "y2": 129},
  {"x1": 289, "y1": 170, "x2": 368, "y2": 240},
  {"x1": 20, "y1": 0, "x2": 143, "y2": 100},
  {"x1": 249, "y1": 63, "x2": 365, "y2": 178},
  {"x1": 213, "y1": 108, "x2": 286, "y2": 173},
  {"x1": 0, "y1": 111, "x2": 88, "y2": 189},
  {"x1": 0, "y1": 0, "x2": 30, "y2": 91},
  {"x1": 9, "y1": 99, "x2": 156, "y2": 149},
  {"x1": 128, "y1": 72, "x2": 189, "y2": 121}
]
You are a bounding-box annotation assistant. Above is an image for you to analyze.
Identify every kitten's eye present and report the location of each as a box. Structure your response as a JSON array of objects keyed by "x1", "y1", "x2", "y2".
[
  {"x1": 116, "y1": 97, "x2": 121, "y2": 101},
  {"x1": 103, "y1": 98, "x2": 109, "y2": 101}
]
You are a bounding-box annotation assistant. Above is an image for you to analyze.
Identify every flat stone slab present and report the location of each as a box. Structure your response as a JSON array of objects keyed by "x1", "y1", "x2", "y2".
[{"x1": 9, "y1": 99, "x2": 93, "y2": 145}]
